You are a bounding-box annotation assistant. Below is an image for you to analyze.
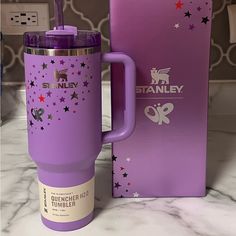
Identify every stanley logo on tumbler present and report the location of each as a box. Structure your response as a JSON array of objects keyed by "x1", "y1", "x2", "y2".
[{"x1": 42, "y1": 69, "x2": 78, "y2": 89}]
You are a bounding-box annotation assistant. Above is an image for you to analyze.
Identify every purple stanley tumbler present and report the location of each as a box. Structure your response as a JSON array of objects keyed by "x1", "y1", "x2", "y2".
[{"x1": 23, "y1": 26, "x2": 136, "y2": 231}]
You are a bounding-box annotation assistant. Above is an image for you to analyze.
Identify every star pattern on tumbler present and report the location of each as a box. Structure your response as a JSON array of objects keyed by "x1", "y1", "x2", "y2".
[
  {"x1": 42, "y1": 63, "x2": 47, "y2": 70},
  {"x1": 83, "y1": 81, "x2": 89, "y2": 87},
  {"x1": 48, "y1": 114, "x2": 53, "y2": 120},
  {"x1": 64, "y1": 106, "x2": 69, "y2": 112},
  {"x1": 30, "y1": 81, "x2": 35, "y2": 87},
  {"x1": 71, "y1": 91, "x2": 78, "y2": 100},
  {"x1": 27, "y1": 56, "x2": 97, "y2": 134},
  {"x1": 112, "y1": 155, "x2": 117, "y2": 161},
  {"x1": 81, "y1": 62, "x2": 86, "y2": 68},
  {"x1": 38, "y1": 95, "x2": 45, "y2": 102},
  {"x1": 29, "y1": 120, "x2": 34, "y2": 127},
  {"x1": 46, "y1": 91, "x2": 52, "y2": 97},
  {"x1": 60, "y1": 97, "x2": 65, "y2": 103}
]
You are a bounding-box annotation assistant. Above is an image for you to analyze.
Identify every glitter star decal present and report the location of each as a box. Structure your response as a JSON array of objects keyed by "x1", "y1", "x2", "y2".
[
  {"x1": 114, "y1": 182, "x2": 121, "y2": 189},
  {"x1": 30, "y1": 81, "x2": 35, "y2": 87},
  {"x1": 64, "y1": 106, "x2": 69, "y2": 112},
  {"x1": 83, "y1": 81, "x2": 89, "y2": 87},
  {"x1": 71, "y1": 91, "x2": 78, "y2": 100},
  {"x1": 46, "y1": 91, "x2": 52, "y2": 97},
  {"x1": 202, "y1": 16, "x2": 209, "y2": 24},
  {"x1": 51, "y1": 60, "x2": 55, "y2": 64},
  {"x1": 81, "y1": 62, "x2": 86, "y2": 68},
  {"x1": 133, "y1": 192, "x2": 140, "y2": 198},
  {"x1": 29, "y1": 120, "x2": 34, "y2": 127},
  {"x1": 123, "y1": 173, "x2": 128, "y2": 178},
  {"x1": 112, "y1": 155, "x2": 117, "y2": 161},
  {"x1": 41, "y1": 127, "x2": 44, "y2": 130},
  {"x1": 185, "y1": 11, "x2": 192, "y2": 18},
  {"x1": 48, "y1": 114, "x2": 53, "y2": 120},
  {"x1": 39, "y1": 95, "x2": 45, "y2": 102},
  {"x1": 120, "y1": 167, "x2": 125, "y2": 171},
  {"x1": 42, "y1": 63, "x2": 47, "y2": 70},
  {"x1": 176, "y1": 0, "x2": 184, "y2": 9},
  {"x1": 60, "y1": 97, "x2": 65, "y2": 103},
  {"x1": 71, "y1": 64, "x2": 75, "y2": 68},
  {"x1": 174, "y1": 23, "x2": 180, "y2": 29},
  {"x1": 60, "y1": 60, "x2": 65, "y2": 65}
]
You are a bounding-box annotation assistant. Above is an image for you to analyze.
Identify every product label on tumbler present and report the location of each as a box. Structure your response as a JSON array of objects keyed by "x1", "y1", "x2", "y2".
[{"x1": 38, "y1": 177, "x2": 94, "y2": 223}]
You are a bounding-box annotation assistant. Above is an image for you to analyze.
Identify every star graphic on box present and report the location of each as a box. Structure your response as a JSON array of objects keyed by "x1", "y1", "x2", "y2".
[{"x1": 176, "y1": 0, "x2": 184, "y2": 9}]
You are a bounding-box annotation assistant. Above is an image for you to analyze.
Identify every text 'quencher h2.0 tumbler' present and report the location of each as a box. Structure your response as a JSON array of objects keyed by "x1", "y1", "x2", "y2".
[{"x1": 23, "y1": 21, "x2": 136, "y2": 232}]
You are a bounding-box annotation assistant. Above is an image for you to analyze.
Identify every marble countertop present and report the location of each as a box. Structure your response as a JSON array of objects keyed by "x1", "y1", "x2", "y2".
[{"x1": 2, "y1": 111, "x2": 236, "y2": 236}]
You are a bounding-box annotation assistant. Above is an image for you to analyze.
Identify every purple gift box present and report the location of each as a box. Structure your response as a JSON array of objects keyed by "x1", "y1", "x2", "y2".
[{"x1": 110, "y1": 0, "x2": 212, "y2": 197}]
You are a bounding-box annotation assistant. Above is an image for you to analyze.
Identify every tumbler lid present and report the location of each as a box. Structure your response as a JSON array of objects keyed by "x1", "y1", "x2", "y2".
[{"x1": 24, "y1": 26, "x2": 101, "y2": 49}]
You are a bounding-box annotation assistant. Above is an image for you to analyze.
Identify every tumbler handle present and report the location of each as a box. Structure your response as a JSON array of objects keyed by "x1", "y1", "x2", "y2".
[{"x1": 102, "y1": 53, "x2": 136, "y2": 144}]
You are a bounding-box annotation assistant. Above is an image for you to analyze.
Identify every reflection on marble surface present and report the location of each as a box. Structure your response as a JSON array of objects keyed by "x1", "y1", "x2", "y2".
[{"x1": 1, "y1": 114, "x2": 236, "y2": 235}]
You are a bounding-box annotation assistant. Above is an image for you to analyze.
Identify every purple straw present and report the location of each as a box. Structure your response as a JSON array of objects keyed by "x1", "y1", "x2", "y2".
[{"x1": 54, "y1": 0, "x2": 64, "y2": 30}]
